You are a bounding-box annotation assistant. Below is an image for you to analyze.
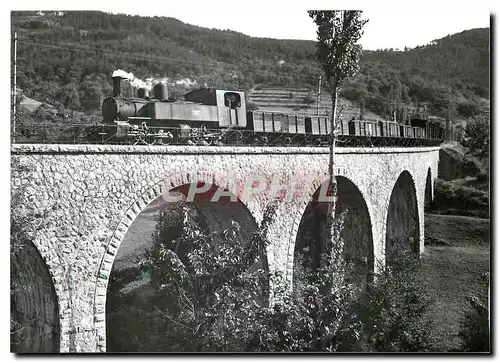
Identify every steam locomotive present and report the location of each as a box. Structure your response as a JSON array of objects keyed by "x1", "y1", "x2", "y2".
[{"x1": 98, "y1": 74, "x2": 445, "y2": 146}]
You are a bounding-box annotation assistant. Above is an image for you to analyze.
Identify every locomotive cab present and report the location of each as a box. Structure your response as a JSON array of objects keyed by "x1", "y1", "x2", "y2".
[
  {"x1": 223, "y1": 92, "x2": 241, "y2": 108},
  {"x1": 184, "y1": 88, "x2": 247, "y2": 128}
]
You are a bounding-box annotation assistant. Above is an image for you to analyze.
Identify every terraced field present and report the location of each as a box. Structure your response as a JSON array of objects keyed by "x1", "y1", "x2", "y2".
[{"x1": 248, "y1": 86, "x2": 383, "y2": 121}]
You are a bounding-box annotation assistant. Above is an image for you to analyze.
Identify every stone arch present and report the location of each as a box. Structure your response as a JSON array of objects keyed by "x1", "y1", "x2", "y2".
[
  {"x1": 94, "y1": 170, "x2": 263, "y2": 352},
  {"x1": 424, "y1": 167, "x2": 432, "y2": 212},
  {"x1": 11, "y1": 239, "x2": 60, "y2": 353},
  {"x1": 285, "y1": 175, "x2": 325, "y2": 285},
  {"x1": 385, "y1": 170, "x2": 420, "y2": 257},
  {"x1": 291, "y1": 175, "x2": 374, "y2": 289}
]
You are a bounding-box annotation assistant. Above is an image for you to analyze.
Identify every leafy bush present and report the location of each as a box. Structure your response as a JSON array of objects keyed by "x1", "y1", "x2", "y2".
[
  {"x1": 461, "y1": 116, "x2": 490, "y2": 158},
  {"x1": 431, "y1": 179, "x2": 489, "y2": 216},
  {"x1": 457, "y1": 101, "x2": 480, "y2": 118},
  {"x1": 246, "y1": 101, "x2": 259, "y2": 111},
  {"x1": 462, "y1": 154, "x2": 483, "y2": 177},
  {"x1": 243, "y1": 282, "x2": 361, "y2": 352},
  {"x1": 129, "y1": 204, "x2": 272, "y2": 352},
  {"x1": 107, "y1": 203, "x2": 363, "y2": 352},
  {"x1": 303, "y1": 94, "x2": 315, "y2": 105},
  {"x1": 458, "y1": 293, "x2": 489, "y2": 352},
  {"x1": 475, "y1": 171, "x2": 489, "y2": 184},
  {"x1": 350, "y1": 243, "x2": 439, "y2": 352},
  {"x1": 107, "y1": 205, "x2": 441, "y2": 352}
]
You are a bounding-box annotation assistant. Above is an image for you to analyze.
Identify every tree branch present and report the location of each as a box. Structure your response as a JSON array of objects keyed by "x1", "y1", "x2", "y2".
[{"x1": 154, "y1": 305, "x2": 193, "y2": 332}]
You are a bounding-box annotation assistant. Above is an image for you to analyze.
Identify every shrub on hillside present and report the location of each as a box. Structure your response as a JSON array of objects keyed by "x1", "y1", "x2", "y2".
[
  {"x1": 136, "y1": 203, "x2": 364, "y2": 352},
  {"x1": 431, "y1": 179, "x2": 489, "y2": 216},
  {"x1": 303, "y1": 94, "x2": 315, "y2": 105},
  {"x1": 246, "y1": 101, "x2": 259, "y2": 111},
  {"x1": 458, "y1": 293, "x2": 489, "y2": 352},
  {"x1": 462, "y1": 154, "x2": 483, "y2": 177},
  {"x1": 475, "y1": 171, "x2": 489, "y2": 184},
  {"x1": 107, "y1": 207, "x2": 441, "y2": 352},
  {"x1": 257, "y1": 241, "x2": 441, "y2": 352},
  {"x1": 457, "y1": 101, "x2": 480, "y2": 119},
  {"x1": 350, "y1": 243, "x2": 439, "y2": 352},
  {"x1": 461, "y1": 116, "x2": 489, "y2": 159}
]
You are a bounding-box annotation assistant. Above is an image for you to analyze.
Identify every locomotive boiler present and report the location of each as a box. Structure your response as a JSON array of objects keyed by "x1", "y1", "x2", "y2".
[{"x1": 100, "y1": 75, "x2": 247, "y2": 144}]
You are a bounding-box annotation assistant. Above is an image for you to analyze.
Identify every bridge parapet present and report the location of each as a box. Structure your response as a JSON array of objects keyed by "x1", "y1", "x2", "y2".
[{"x1": 11, "y1": 143, "x2": 441, "y2": 155}]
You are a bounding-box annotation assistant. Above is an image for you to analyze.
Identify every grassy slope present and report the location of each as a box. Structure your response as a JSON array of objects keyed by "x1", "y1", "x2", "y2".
[
  {"x1": 425, "y1": 214, "x2": 490, "y2": 246},
  {"x1": 422, "y1": 213, "x2": 490, "y2": 351}
]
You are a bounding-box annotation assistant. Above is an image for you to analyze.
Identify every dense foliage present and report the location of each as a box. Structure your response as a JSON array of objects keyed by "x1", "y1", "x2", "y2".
[
  {"x1": 107, "y1": 202, "x2": 442, "y2": 352},
  {"x1": 352, "y1": 244, "x2": 439, "y2": 352},
  {"x1": 458, "y1": 276, "x2": 490, "y2": 352},
  {"x1": 431, "y1": 178, "x2": 489, "y2": 218},
  {"x1": 461, "y1": 115, "x2": 490, "y2": 158},
  {"x1": 308, "y1": 11, "x2": 367, "y2": 91},
  {"x1": 11, "y1": 11, "x2": 489, "y2": 124},
  {"x1": 106, "y1": 203, "x2": 273, "y2": 352},
  {"x1": 347, "y1": 27, "x2": 490, "y2": 119}
]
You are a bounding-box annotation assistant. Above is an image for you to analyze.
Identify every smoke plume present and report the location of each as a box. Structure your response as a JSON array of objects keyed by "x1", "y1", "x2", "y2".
[{"x1": 112, "y1": 69, "x2": 168, "y2": 91}]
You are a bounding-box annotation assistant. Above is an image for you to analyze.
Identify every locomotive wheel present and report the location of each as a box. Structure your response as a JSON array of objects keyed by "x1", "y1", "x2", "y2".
[
  {"x1": 130, "y1": 135, "x2": 140, "y2": 145},
  {"x1": 223, "y1": 129, "x2": 243, "y2": 145},
  {"x1": 155, "y1": 129, "x2": 173, "y2": 145},
  {"x1": 131, "y1": 133, "x2": 154, "y2": 146}
]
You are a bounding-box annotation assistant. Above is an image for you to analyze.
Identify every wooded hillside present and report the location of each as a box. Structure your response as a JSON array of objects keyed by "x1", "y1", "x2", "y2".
[{"x1": 11, "y1": 11, "x2": 489, "y2": 124}]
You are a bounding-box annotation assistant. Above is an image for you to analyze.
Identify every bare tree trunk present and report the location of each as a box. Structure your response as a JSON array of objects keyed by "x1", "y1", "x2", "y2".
[
  {"x1": 328, "y1": 87, "x2": 338, "y2": 212},
  {"x1": 325, "y1": 87, "x2": 339, "y2": 294}
]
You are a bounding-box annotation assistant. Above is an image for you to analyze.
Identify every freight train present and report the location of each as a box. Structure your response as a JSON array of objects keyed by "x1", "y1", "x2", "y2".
[{"x1": 95, "y1": 74, "x2": 445, "y2": 146}]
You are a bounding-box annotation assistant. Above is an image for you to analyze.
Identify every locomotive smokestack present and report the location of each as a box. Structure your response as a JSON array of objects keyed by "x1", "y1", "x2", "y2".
[
  {"x1": 153, "y1": 83, "x2": 168, "y2": 101},
  {"x1": 112, "y1": 76, "x2": 123, "y2": 97}
]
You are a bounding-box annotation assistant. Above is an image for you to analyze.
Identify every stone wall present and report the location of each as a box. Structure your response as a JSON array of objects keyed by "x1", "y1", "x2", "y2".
[{"x1": 10, "y1": 144, "x2": 440, "y2": 352}]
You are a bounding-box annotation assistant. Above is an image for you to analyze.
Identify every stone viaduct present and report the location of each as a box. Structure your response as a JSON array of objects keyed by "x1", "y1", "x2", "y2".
[{"x1": 10, "y1": 144, "x2": 440, "y2": 352}]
